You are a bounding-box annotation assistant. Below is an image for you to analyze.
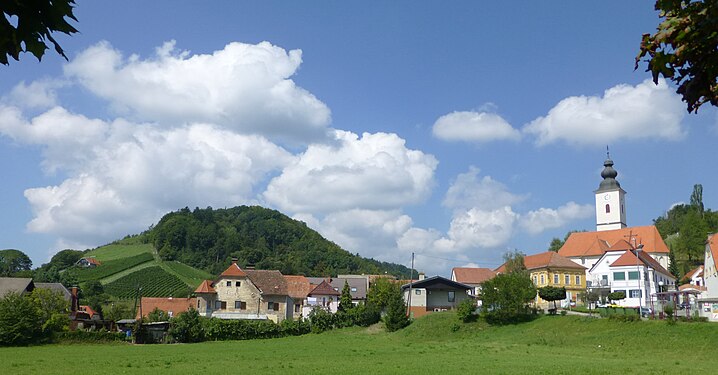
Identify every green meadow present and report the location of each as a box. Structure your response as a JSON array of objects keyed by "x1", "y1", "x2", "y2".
[{"x1": 2, "y1": 314, "x2": 717, "y2": 374}]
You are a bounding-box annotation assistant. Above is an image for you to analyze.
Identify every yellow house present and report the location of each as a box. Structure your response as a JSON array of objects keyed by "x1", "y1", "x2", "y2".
[{"x1": 496, "y1": 251, "x2": 587, "y2": 309}]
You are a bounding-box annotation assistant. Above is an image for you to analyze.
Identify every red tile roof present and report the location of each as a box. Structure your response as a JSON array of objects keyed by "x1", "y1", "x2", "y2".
[
  {"x1": 679, "y1": 283, "x2": 707, "y2": 293},
  {"x1": 78, "y1": 305, "x2": 98, "y2": 318},
  {"x1": 609, "y1": 249, "x2": 671, "y2": 276},
  {"x1": 284, "y1": 275, "x2": 312, "y2": 300},
  {"x1": 245, "y1": 270, "x2": 288, "y2": 296},
  {"x1": 220, "y1": 262, "x2": 247, "y2": 277},
  {"x1": 308, "y1": 280, "x2": 340, "y2": 296},
  {"x1": 709, "y1": 234, "x2": 718, "y2": 271},
  {"x1": 606, "y1": 239, "x2": 634, "y2": 252},
  {"x1": 194, "y1": 279, "x2": 216, "y2": 294},
  {"x1": 495, "y1": 251, "x2": 585, "y2": 273},
  {"x1": 136, "y1": 297, "x2": 197, "y2": 319},
  {"x1": 558, "y1": 226, "x2": 669, "y2": 258},
  {"x1": 85, "y1": 257, "x2": 102, "y2": 266},
  {"x1": 682, "y1": 265, "x2": 703, "y2": 282},
  {"x1": 452, "y1": 267, "x2": 496, "y2": 284}
]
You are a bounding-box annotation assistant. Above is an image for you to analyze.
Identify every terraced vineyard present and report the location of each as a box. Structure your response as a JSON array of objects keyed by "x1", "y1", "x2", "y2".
[
  {"x1": 74, "y1": 253, "x2": 154, "y2": 282},
  {"x1": 164, "y1": 261, "x2": 213, "y2": 288},
  {"x1": 104, "y1": 266, "x2": 191, "y2": 299}
]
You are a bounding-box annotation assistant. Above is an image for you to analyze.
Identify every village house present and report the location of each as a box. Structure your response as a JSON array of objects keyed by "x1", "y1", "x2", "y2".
[
  {"x1": 194, "y1": 261, "x2": 293, "y2": 323},
  {"x1": 75, "y1": 257, "x2": 102, "y2": 268},
  {"x1": 698, "y1": 233, "x2": 718, "y2": 321},
  {"x1": 402, "y1": 274, "x2": 472, "y2": 318},
  {"x1": 284, "y1": 275, "x2": 312, "y2": 319},
  {"x1": 302, "y1": 279, "x2": 340, "y2": 316},
  {"x1": 450, "y1": 267, "x2": 496, "y2": 296},
  {"x1": 587, "y1": 241, "x2": 675, "y2": 308},
  {"x1": 136, "y1": 297, "x2": 197, "y2": 320},
  {"x1": 495, "y1": 251, "x2": 586, "y2": 308}
]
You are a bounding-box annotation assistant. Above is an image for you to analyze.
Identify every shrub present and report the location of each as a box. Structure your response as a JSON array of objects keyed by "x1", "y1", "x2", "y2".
[
  {"x1": 169, "y1": 308, "x2": 204, "y2": 343},
  {"x1": 457, "y1": 299, "x2": 477, "y2": 323},
  {"x1": 350, "y1": 303, "x2": 380, "y2": 327},
  {"x1": 0, "y1": 292, "x2": 43, "y2": 346},
  {"x1": 664, "y1": 304, "x2": 675, "y2": 320},
  {"x1": 308, "y1": 307, "x2": 335, "y2": 333},
  {"x1": 560, "y1": 310, "x2": 567, "y2": 316},
  {"x1": 608, "y1": 314, "x2": 640, "y2": 322},
  {"x1": 53, "y1": 330, "x2": 126, "y2": 343}
]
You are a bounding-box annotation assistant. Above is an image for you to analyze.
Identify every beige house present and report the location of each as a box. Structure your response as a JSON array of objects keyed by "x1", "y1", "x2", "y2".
[
  {"x1": 194, "y1": 261, "x2": 293, "y2": 323},
  {"x1": 402, "y1": 275, "x2": 473, "y2": 318}
]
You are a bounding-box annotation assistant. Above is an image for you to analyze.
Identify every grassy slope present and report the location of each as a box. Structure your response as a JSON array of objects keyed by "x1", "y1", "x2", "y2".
[
  {"x1": 2, "y1": 314, "x2": 718, "y2": 374},
  {"x1": 84, "y1": 243, "x2": 153, "y2": 262}
]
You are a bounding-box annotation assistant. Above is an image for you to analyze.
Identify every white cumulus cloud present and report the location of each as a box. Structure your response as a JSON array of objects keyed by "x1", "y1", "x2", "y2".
[
  {"x1": 433, "y1": 111, "x2": 520, "y2": 143},
  {"x1": 524, "y1": 79, "x2": 685, "y2": 146},
  {"x1": 443, "y1": 166, "x2": 526, "y2": 211},
  {"x1": 64, "y1": 40, "x2": 332, "y2": 144},
  {"x1": 518, "y1": 201, "x2": 594, "y2": 235},
  {"x1": 263, "y1": 130, "x2": 438, "y2": 213}
]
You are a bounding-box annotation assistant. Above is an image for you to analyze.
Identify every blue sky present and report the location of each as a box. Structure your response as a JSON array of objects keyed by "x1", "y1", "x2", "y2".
[{"x1": 1, "y1": 1, "x2": 716, "y2": 275}]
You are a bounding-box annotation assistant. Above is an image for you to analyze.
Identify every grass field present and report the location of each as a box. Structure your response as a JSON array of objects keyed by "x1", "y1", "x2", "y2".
[
  {"x1": 2, "y1": 314, "x2": 717, "y2": 374},
  {"x1": 84, "y1": 243, "x2": 154, "y2": 262}
]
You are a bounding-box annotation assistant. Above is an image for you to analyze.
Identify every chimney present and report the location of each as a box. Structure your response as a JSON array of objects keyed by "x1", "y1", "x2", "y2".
[
  {"x1": 231, "y1": 257, "x2": 238, "y2": 264},
  {"x1": 70, "y1": 287, "x2": 79, "y2": 312},
  {"x1": 418, "y1": 272, "x2": 425, "y2": 281}
]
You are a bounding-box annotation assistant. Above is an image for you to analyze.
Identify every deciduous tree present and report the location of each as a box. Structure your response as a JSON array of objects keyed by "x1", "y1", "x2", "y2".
[{"x1": 636, "y1": 1, "x2": 718, "y2": 113}]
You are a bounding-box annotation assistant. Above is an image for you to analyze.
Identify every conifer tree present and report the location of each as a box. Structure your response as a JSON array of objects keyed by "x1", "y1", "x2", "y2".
[{"x1": 338, "y1": 280, "x2": 353, "y2": 312}]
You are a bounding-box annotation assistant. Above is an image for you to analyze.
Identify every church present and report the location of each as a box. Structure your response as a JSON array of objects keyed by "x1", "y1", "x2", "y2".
[{"x1": 558, "y1": 154, "x2": 675, "y2": 307}]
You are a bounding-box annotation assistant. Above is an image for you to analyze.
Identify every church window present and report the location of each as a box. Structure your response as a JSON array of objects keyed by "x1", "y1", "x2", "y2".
[{"x1": 605, "y1": 204, "x2": 610, "y2": 213}]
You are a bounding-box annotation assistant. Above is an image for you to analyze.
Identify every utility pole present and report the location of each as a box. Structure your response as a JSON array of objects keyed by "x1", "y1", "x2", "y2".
[{"x1": 406, "y1": 252, "x2": 414, "y2": 317}]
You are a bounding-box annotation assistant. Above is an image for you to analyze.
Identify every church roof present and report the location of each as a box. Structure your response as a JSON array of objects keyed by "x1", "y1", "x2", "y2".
[
  {"x1": 558, "y1": 226, "x2": 669, "y2": 258},
  {"x1": 595, "y1": 156, "x2": 625, "y2": 193},
  {"x1": 606, "y1": 239, "x2": 634, "y2": 252}
]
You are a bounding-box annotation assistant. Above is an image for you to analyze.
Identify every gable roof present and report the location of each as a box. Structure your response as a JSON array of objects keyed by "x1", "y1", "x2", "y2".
[
  {"x1": 495, "y1": 251, "x2": 586, "y2": 273},
  {"x1": 682, "y1": 265, "x2": 704, "y2": 282},
  {"x1": 83, "y1": 257, "x2": 102, "y2": 266},
  {"x1": 309, "y1": 280, "x2": 340, "y2": 296},
  {"x1": 400, "y1": 275, "x2": 473, "y2": 291},
  {"x1": 136, "y1": 297, "x2": 197, "y2": 319},
  {"x1": 558, "y1": 226, "x2": 669, "y2": 258},
  {"x1": 0, "y1": 277, "x2": 34, "y2": 297},
  {"x1": 709, "y1": 233, "x2": 718, "y2": 269},
  {"x1": 220, "y1": 262, "x2": 247, "y2": 277},
  {"x1": 244, "y1": 269, "x2": 288, "y2": 296},
  {"x1": 284, "y1": 275, "x2": 312, "y2": 300},
  {"x1": 194, "y1": 279, "x2": 216, "y2": 294},
  {"x1": 330, "y1": 278, "x2": 367, "y2": 300},
  {"x1": 606, "y1": 239, "x2": 634, "y2": 252},
  {"x1": 452, "y1": 267, "x2": 496, "y2": 284},
  {"x1": 609, "y1": 249, "x2": 672, "y2": 276},
  {"x1": 35, "y1": 282, "x2": 71, "y2": 301}
]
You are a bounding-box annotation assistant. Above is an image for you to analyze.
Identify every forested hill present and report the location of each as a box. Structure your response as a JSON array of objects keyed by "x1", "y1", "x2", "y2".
[{"x1": 148, "y1": 206, "x2": 412, "y2": 278}]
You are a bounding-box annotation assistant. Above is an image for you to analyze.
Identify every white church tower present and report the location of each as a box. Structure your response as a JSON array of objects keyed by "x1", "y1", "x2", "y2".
[{"x1": 594, "y1": 151, "x2": 627, "y2": 231}]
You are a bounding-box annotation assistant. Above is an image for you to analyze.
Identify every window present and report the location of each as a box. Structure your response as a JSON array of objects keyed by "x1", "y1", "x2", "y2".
[
  {"x1": 215, "y1": 301, "x2": 226, "y2": 310},
  {"x1": 533, "y1": 275, "x2": 538, "y2": 284},
  {"x1": 587, "y1": 280, "x2": 592, "y2": 287},
  {"x1": 554, "y1": 274, "x2": 559, "y2": 284},
  {"x1": 235, "y1": 301, "x2": 246, "y2": 310},
  {"x1": 226, "y1": 281, "x2": 231, "y2": 287},
  {"x1": 197, "y1": 299, "x2": 201, "y2": 309},
  {"x1": 565, "y1": 275, "x2": 570, "y2": 285},
  {"x1": 236, "y1": 281, "x2": 241, "y2": 287},
  {"x1": 448, "y1": 291, "x2": 455, "y2": 302},
  {"x1": 575, "y1": 275, "x2": 580, "y2": 285},
  {"x1": 294, "y1": 304, "x2": 300, "y2": 313},
  {"x1": 613, "y1": 290, "x2": 626, "y2": 297},
  {"x1": 629, "y1": 290, "x2": 641, "y2": 298},
  {"x1": 268, "y1": 302, "x2": 279, "y2": 311},
  {"x1": 351, "y1": 287, "x2": 357, "y2": 292},
  {"x1": 613, "y1": 272, "x2": 626, "y2": 281},
  {"x1": 628, "y1": 271, "x2": 639, "y2": 280},
  {"x1": 415, "y1": 289, "x2": 421, "y2": 295},
  {"x1": 540, "y1": 275, "x2": 545, "y2": 284},
  {"x1": 605, "y1": 204, "x2": 610, "y2": 213}
]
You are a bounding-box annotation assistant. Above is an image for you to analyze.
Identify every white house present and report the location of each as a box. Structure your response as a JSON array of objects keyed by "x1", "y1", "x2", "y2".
[
  {"x1": 588, "y1": 241, "x2": 675, "y2": 308},
  {"x1": 698, "y1": 233, "x2": 718, "y2": 321}
]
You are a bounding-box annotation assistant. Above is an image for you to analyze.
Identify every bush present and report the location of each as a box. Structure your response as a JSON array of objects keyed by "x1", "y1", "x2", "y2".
[
  {"x1": 0, "y1": 292, "x2": 43, "y2": 346},
  {"x1": 560, "y1": 310, "x2": 567, "y2": 316},
  {"x1": 169, "y1": 308, "x2": 204, "y2": 343},
  {"x1": 53, "y1": 330, "x2": 126, "y2": 343},
  {"x1": 308, "y1": 307, "x2": 335, "y2": 333},
  {"x1": 202, "y1": 318, "x2": 284, "y2": 341},
  {"x1": 457, "y1": 299, "x2": 477, "y2": 323},
  {"x1": 608, "y1": 314, "x2": 640, "y2": 322},
  {"x1": 350, "y1": 303, "x2": 380, "y2": 327}
]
